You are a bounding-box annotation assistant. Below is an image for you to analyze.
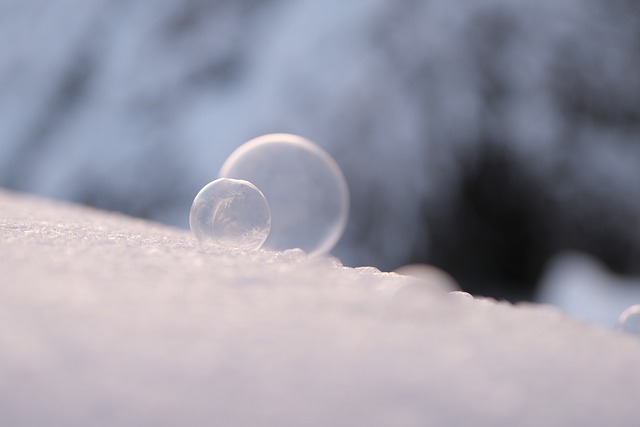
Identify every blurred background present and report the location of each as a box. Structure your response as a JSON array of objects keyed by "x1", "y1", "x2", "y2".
[{"x1": 2, "y1": 0, "x2": 640, "y2": 324}]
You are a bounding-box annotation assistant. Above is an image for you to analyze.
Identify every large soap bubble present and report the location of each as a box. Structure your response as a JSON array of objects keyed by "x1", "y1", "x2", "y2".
[
  {"x1": 219, "y1": 133, "x2": 349, "y2": 255},
  {"x1": 190, "y1": 178, "x2": 271, "y2": 250}
]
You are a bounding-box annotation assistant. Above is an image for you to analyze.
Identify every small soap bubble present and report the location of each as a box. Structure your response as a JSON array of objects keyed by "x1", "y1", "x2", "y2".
[
  {"x1": 474, "y1": 296, "x2": 498, "y2": 305},
  {"x1": 189, "y1": 178, "x2": 271, "y2": 250},
  {"x1": 617, "y1": 304, "x2": 640, "y2": 335},
  {"x1": 219, "y1": 133, "x2": 349, "y2": 255},
  {"x1": 394, "y1": 264, "x2": 459, "y2": 292}
]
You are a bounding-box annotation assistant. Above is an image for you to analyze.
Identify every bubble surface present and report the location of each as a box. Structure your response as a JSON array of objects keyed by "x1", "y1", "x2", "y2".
[
  {"x1": 618, "y1": 304, "x2": 640, "y2": 335},
  {"x1": 219, "y1": 133, "x2": 349, "y2": 255},
  {"x1": 189, "y1": 178, "x2": 271, "y2": 250}
]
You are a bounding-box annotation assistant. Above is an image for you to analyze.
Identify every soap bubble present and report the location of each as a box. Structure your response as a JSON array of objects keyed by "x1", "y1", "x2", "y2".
[
  {"x1": 219, "y1": 133, "x2": 349, "y2": 255},
  {"x1": 617, "y1": 304, "x2": 640, "y2": 335},
  {"x1": 394, "y1": 264, "x2": 459, "y2": 292},
  {"x1": 189, "y1": 178, "x2": 271, "y2": 250}
]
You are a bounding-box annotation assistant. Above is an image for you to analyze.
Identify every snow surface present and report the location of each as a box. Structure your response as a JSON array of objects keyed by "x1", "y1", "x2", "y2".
[{"x1": 2, "y1": 188, "x2": 640, "y2": 427}]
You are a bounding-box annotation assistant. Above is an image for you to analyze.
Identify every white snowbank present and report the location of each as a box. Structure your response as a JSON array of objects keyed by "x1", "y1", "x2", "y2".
[{"x1": 1, "y1": 189, "x2": 640, "y2": 427}]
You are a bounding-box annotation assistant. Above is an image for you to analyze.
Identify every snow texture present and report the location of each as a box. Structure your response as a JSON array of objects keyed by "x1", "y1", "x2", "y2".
[{"x1": 2, "y1": 188, "x2": 640, "y2": 427}]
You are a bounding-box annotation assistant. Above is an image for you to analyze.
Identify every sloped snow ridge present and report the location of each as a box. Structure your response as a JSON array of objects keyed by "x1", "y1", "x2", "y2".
[{"x1": 1, "y1": 189, "x2": 640, "y2": 426}]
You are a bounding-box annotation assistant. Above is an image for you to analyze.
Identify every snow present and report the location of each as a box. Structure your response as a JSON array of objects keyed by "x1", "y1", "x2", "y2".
[{"x1": 2, "y1": 188, "x2": 640, "y2": 426}]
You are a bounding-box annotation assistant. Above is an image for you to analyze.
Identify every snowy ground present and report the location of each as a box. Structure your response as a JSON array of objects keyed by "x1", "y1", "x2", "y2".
[{"x1": 2, "y1": 188, "x2": 640, "y2": 427}]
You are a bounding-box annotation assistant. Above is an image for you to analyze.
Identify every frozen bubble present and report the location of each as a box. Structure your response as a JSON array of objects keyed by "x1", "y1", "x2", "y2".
[
  {"x1": 189, "y1": 178, "x2": 271, "y2": 250},
  {"x1": 394, "y1": 264, "x2": 459, "y2": 292},
  {"x1": 219, "y1": 133, "x2": 349, "y2": 255},
  {"x1": 617, "y1": 304, "x2": 640, "y2": 335}
]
